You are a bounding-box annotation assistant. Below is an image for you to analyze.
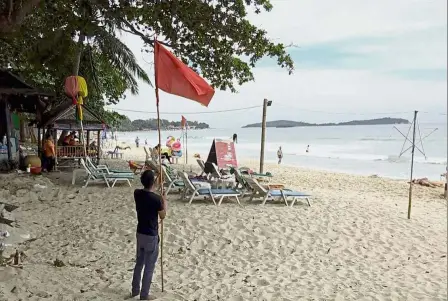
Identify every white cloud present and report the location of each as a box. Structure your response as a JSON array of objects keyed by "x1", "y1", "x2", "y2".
[
  {"x1": 250, "y1": 0, "x2": 447, "y2": 45},
  {"x1": 110, "y1": 0, "x2": 447, "y2": 128}
]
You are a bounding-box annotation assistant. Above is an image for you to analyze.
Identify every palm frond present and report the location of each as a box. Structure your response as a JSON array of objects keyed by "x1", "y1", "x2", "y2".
[{"x1": 94, "y1": 27, "x2": 152, "y2": 87}]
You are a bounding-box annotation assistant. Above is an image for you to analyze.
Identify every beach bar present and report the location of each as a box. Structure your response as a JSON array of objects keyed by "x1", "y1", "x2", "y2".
[
  {"x1": 0, "y1": 70, "x2": 50, "y2": 163},
  {"x1": 37, "y1": 101, "x2": 105, "y2": 168}
]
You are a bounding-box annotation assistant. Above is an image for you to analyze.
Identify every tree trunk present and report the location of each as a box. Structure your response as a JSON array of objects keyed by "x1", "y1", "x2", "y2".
[
  {"x1": 0, "y1": 0, "x2": 42, "y2": 34},
  {"x1": 72, "y1": 34, "x2": 85, "y2": 75}
]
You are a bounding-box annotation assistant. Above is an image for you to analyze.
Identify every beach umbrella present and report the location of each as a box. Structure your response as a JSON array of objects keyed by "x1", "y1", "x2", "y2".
[{"x1": 153, "y1": 38, "x2": 215, "y2": 291}]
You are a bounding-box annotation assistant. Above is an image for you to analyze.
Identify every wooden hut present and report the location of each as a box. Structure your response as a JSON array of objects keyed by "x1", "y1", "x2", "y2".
[
  {"x1": 0, "y1": 70, "x2": 51, "y2": 161},
  {"x1": 37, "y1": 101, "x2": 106, "y2": 168}
]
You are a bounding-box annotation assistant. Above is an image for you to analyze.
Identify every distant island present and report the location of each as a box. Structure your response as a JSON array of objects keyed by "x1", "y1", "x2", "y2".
[
  {"x1": 117, "y1": 117, "x2": 210, "y2": 131},
  {"x1": 242, "y1": 117, "x2": 409, "y2": 128}
]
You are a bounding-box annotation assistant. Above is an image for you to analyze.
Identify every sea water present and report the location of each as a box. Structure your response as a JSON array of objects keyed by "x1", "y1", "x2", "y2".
[{"x1": 115, "y1": 123, "x2": 447, "y2": 180}]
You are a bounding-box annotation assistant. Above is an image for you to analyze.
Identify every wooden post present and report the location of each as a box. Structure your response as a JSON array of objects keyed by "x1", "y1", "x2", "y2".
[
  {"x1": 53, "y1": 129, "x2": 58, "y2": 171},
  {"x1": 407, "y1": 110, "x2": 418, "y2": 219},
  {"x1": 96, "y1": 130, "x2": 100, "y2": 163},
  {"x1": 41, "y1": 128, "x2": 46, "y2": 151},
  {"x1": 259, "y1": 98, "x2": 268, "y2": 174},
  {"x1": 86, "y1": 130, "x2": 90, "y2": 149},
  {"x1": 37, "y1": 127, "x2": 41, "y2": 156},
  {"x1": 3, "y1": 100, "x2": 12, "y2": 161}
]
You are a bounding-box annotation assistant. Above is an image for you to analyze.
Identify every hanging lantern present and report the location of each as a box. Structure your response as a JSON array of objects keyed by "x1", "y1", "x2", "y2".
[
  {"x1": 76, "y1": 76, "x2": 88, "y2": 105},
  {"x1": 64, "y1": 76, "x2": 79, "y2": 105}
]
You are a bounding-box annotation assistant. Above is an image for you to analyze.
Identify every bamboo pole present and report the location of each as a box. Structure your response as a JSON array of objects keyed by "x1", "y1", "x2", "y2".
[
  {"x1": 154, "y1": 37, "x2": 165, "y2": 292},
  {"x1": 407, "y1": 111, "x2": 418, "y2": 219}
]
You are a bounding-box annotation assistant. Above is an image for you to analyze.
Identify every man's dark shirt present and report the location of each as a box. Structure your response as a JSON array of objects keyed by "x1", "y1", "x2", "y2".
[{"x1": 134, "y1": 189, "x2": 162, "y2": 236}]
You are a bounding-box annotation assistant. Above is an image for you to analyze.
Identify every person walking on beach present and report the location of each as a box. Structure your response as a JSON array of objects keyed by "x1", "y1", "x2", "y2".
[
  {"x1": 135, "y1": 136, "x2": 140, "y2": 148},
  {"x1": 277, "y1": 146, "x2": 283, "y2": 164},
  {"x1": 232, "y1": 133, "x2": 238, "y2": 144},
  {"x1": 131, "y1": 170, "x2": 167, "y2": 300},
  {"x1": 145, "y1": 139, "x2": 148, "y2": 146},
  {"x1": 306, "y1": 145, "x2": 310, "y2": 153}
]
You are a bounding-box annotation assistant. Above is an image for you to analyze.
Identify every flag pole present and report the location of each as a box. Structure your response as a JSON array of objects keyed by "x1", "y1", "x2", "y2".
[
  {"x1": 185, "y1": 122, "x2": 188, "y2": 165},
  {"x1": 154, "y1": 39, "x2": 165, "y2": 292},
  {"x1": 183, "y1": 125, "x2": 186, "y2": 165}
]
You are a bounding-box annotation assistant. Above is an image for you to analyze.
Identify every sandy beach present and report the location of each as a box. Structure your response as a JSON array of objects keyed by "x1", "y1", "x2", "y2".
[{"x1": 0, "y1": 151, "x2": 446, "y2": 300}]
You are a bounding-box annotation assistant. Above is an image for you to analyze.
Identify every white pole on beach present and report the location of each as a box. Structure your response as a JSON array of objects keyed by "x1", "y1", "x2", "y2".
[{"x1": 407, "y1": 110, "x2": 418, "y2": 219}]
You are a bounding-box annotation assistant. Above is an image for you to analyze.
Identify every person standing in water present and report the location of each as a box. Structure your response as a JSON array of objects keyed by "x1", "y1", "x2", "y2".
[
  {"x1": 277, "y1": 146, "x2": 283, "y2": 164},
  {"x1": 306, "y1": 145, "x2": 310, "y2": 153},
  {"x1": 232, "y1": 133, "x2": 238, "y2": 144}
]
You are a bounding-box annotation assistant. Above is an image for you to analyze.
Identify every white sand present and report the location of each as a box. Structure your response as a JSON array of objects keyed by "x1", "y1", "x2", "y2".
[{"x1": 0, "y1": 157, "x2": 446, "y2": 300}]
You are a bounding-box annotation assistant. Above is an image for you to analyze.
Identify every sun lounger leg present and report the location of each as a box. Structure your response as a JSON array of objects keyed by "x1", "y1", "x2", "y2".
[
  {"x1": 83, "y1": 175, "x2": 92, "y2": 188},
  {"x1": 290, "y1": 197, "x2": 296, "y2": 207},
  {"x1": 235, "y1": 195, "x2": 241, "y2": 205},
  {"x1": 188, "y1": 191, "x2": 197, "y2": 204},
  {"x1": 218, "y1": 195, "x2": 225, "y2": 206},
  {"x1": 261, "y1": 195, "x2": 269, "y2": 205},
  {"x1": 306, "y1": 197, "x2": 311, "y2": 207},
  {"x1": 127, "y1": 179, "x2": 132, "y2": 187},
  {"x1": 209, "y1": 193, "x2": 217, "y2": 206},
  {"x1": 167, "y1": 182, "x2": 175, "y2": 194}
]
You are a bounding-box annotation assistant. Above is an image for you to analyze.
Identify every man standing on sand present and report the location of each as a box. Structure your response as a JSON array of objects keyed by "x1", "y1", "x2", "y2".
[
  {"x1": 131, "y1": 170, "x2": 167, "y2": 300},
  {"x1": 277, "y1": 146, "x2": 283, "y2": 164}
]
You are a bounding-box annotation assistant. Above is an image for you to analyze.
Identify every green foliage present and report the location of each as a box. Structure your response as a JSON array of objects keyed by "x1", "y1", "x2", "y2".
[
  {"x1": 0, "y1": 0, "x2": 294, "y2": 119},
  {"x1": 117, "y1": 0, "x2": 294, "y2": 91},
  {"x1": 117, "y1": 117, "x2": 209, "y2": 131}
]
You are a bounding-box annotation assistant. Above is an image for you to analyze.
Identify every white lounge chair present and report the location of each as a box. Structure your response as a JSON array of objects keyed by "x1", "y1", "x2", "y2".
[
  {"x1": 80, "y1": 159, "x2": 133, "y2": 188},
  {"x1": 177, "y1": 171, "x2": 240, "y2": 206},
  {"x1": 161, "y1": 165, "x2": 184, "y2": 194},
  {"x1": 245, "y1": 177, "x2": 311, "y2": 207},
  {"x1": 85, "y1": 156, "x2": 133, "y2": 176},
  {"x1": 162, "y1": 166, "x2": 209, "y2": 195},
  {"x1": 196, "y1": 159, "x2": 206, "y2": 176}
]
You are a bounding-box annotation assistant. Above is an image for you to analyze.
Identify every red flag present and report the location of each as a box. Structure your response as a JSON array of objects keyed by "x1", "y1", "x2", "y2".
[
  {"x1": 181, "y1": 115, "x2": 187, "y2": 128},
  {"x1": 154, "y1": 41, "x2": 215, "y2": 107}
]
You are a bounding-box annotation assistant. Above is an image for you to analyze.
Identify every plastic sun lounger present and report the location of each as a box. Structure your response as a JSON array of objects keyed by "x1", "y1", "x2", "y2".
[
  {"x1": 178, "y1": 171, "x2": 240, "y2": 206},
  {"x1": 245, "y1": 177, "x2": 311, "y2": 207},
  {"x1": 86, "y1": 157, "x2": 133, "y2": 175},
  {"x1": 196, "y1": 159, "x2": 206, "y2": 176},
  {"x1": 80, "y1": 159, "x2": 133, "y2": 188}
]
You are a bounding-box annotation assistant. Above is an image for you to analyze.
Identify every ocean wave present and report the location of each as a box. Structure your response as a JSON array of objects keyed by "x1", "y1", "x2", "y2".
[{"x1": 283, "y1": 152, "x2": 446, "y2": 165}]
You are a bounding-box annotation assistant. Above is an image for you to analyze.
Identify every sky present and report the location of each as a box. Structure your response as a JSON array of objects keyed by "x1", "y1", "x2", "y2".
[{"x1": 109, "y1": 0, "x2": 447, "y2": 128}]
